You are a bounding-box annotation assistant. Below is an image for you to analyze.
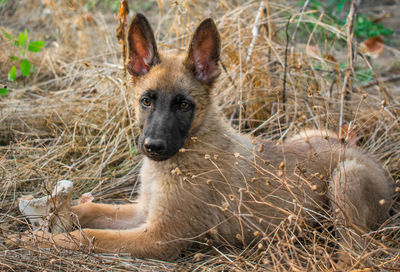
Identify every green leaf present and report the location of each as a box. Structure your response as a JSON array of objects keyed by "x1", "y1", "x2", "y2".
[
  {"x1": 8, "y1": 65, "x2": 16, "y2": 81},
  {"x1": 17, "y1": 32, "x2": 26, "y2": 47},
  {"x1": 130, "y1": 146, "x2": 140, "y2": 156},
  {"x1": 84, "y1": 0, "x2": 94, "y2": 11},
  {"x1": 17, "y1": 33, "x2": 22, "y2": 46},
  {"x1": 20, "y1": 47, "x2": 26, "y2": 58},
  {"x1": 19, "y1": 29, "x2": 28, "y2": 47},
  {"x1": 0, "y1": 88, "x2": 8, "y2": 96},
  {"x1": 20, "y1": 59, "x2": 30, "y2": 77},
  {"x1": 9, "y1": 55, "x2": 18, "y2": 61},
  {"x1": 28, "y1": 40, "x2": 45, "y2": 52},
  {"x1": 2, "y1": 29, "x2": 14, "y2": 41}
]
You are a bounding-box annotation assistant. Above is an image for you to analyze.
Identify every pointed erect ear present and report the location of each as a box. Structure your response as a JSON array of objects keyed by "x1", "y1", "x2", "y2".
[
  {"x1": 127, "y1": 13, "x2": 160, "y2": 76},
  {"x1": 184, "y1": 18, "x2": 221, "y2": 85}
]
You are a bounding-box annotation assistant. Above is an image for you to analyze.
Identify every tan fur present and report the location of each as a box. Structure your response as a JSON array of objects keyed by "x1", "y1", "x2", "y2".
[{"x1": 8, "y1": 22, "x2": 394, "y2": 261}]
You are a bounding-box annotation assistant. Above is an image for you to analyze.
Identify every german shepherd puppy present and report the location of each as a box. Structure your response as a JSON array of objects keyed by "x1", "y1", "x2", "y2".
[{"x1": 9, "y1": 14, "x2": 394, "y2": 260}]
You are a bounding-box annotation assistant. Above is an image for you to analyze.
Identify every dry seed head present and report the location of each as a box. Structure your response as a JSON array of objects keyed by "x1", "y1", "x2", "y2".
[
  {"x1": 257, "y1": 242, "x2": 263, "y2": 249},
  {"x1": 228, "y1": 194, "x2": 234, "y2": 200},
  {"x1": 253, "y1": 231, "x2": 259, "y2": 237},
  {"x1": 258, "y1": 144, "x2": 263, "y2": 152},
  {"x1": 279, "y1": 161, "x2": 285, "y2": 169},
  {"x1": 206, "y1": 179, "x2": 212, "y2": 185},
  {"x1": 277, "y1": 170, "x2": 284, "y2": 177},
  {"x1": 193, "y1": 253, "x2": 205, "y2": 261},
  {"x1": 395, "y1": 187, "x2": 400, "y2": 193},
  {"x1": 379, "y1": 199, "x2": 386, "y2": 205},
  {"x1": 221, "y1": 202, "x2": 229, "y2": 212},
  {"x1": 171, "y1": 167, "x2": 182, "y2": 175},
  {"x1": 204, "y1": 154, "x2": 210, "y2": 159},
  {"x1": 361, "y1": 93, "x2": 367, "y2": 100},
  {"x1": 235, "y1": 233, "x2": 242, "y2": 240},
  {"x1": 234, "y1": 152, "x2": 240, "y2": 158},
  {"x1": 191, "y1": 136, "x2": 198, "y2": 142},
  {"x1": 288, "y1": 214, "x2": 295, "y2": 224},
  {"x1": 311, "y1": 185, "x2": 318, "y2": 191},
  {"x1": 179, "y1": 148, "x2": 185, "y2": 153},
  {"x1": 213, "y1": 154, "x2": 219, "y2": 160}
]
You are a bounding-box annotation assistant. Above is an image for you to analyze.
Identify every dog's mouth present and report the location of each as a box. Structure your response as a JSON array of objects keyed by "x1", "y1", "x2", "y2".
[
  {"x1": 140, "y1": 145, "x2": 180, "y2": 161},
  {"x1": 143, "y1": 151, "x2": 173, "y2": 161}
]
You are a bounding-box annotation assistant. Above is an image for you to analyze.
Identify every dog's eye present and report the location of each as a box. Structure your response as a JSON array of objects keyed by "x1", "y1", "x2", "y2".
[
  {"x1": 179, "y1": 101, "x2": 191, "y2": 111},
  {"x1": 140, "y1": 97, "x2": 151, "y2": 107}
]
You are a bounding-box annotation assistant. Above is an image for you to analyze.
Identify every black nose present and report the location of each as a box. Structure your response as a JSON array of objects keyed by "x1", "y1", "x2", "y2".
[{"x1": 144, "y1": 138, "x2": 167, "y2": 154}]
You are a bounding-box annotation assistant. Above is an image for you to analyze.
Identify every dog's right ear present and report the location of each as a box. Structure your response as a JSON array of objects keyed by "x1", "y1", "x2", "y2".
[{"x1": 127, "y1": 13, "x2": 160, "y2": 76}]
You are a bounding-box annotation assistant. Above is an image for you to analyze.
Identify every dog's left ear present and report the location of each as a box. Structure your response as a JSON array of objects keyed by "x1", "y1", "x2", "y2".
[
  {"x1": 184, "y1": 18, "x2": 221, "y2": 85},
  {"x1": 127, "y1": 13, "x2": 160, "y2": 76}
]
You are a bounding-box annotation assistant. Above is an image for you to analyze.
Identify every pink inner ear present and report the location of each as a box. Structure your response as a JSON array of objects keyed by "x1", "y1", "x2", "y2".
[
  {"x1": 193, "y1": 36, "x2": 218, "y2": 83},
  {"x1": 131, "y1": 33, "x2": 154, "y2": 75}
]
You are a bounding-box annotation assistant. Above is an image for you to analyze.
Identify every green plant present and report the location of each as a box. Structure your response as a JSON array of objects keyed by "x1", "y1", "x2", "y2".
[
  {"x1": 104, "y1": 0, "x2": 120, "y2": 13},
  {"x1": 1, "y1": 28, "x2": 45, "y2": 95},
  {"x1": 85, "y1": 0, "x2": 120, "y2": 13},
  {"x1": 0, "y1": 0, "x2": 8, "y2": 10},
  {"x1": 298, "y1": 0, "x2": 394, "y2": 39},
  {"x1": 353, "y1": 14, "x2": 394, "y2": 38},
  {"x1": 130, "y1": 146, "x2": 140, "y2": 156}
]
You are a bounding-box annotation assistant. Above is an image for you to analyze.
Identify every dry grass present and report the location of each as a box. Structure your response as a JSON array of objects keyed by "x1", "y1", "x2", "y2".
[{"x1": 0, "y1": 0, "x2": 400, "y2": 271}]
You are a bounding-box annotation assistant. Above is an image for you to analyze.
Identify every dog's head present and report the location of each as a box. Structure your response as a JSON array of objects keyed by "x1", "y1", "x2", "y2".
[{"x1": 127, "y1": 14, "x2": 220, "y2": 161}]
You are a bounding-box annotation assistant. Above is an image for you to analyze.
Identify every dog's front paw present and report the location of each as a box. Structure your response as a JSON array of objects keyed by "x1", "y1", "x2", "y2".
[{"x1": 6, "y1": 230, "x2": 53, "y2": 250}]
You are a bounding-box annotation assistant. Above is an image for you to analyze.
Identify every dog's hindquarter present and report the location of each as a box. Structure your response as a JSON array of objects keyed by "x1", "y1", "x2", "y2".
[{"x1": 277, "y1": 131, "x2": 394, "y2": 230}]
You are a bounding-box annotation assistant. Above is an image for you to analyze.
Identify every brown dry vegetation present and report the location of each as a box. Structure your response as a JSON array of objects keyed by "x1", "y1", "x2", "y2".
[{"x1": 1, "y1": 0, "x2": 400, "y2": 271}]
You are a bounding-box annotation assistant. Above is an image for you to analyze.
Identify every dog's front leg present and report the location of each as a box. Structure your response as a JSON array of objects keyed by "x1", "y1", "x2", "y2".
[
  {"x1": 71, "y1": 202, "x2": 145, "y2": 229},
  {"x1": 21, "y1": 225, "x2": 183, "y2": 260}
]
